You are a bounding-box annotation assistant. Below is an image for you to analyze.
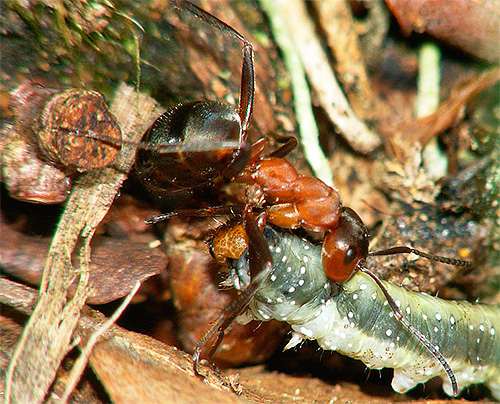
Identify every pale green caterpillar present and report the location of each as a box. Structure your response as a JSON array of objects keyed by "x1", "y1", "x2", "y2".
[{"x1": 232, "y1": 226, "x2": 500, "y2": 399}]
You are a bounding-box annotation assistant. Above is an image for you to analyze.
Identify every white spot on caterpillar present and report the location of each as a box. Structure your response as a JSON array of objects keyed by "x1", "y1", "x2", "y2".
[
  {"x1": 300, "y1": 266, "x2": 306, "y2": 274},
  {"x1": 304, "y1": 245, "x2": 310, "y2": 250},
  {"x1": 436, "y1": 313, "x2": 442, "y2": 321},
  {"x1": 491, "y1": 328, "x2": 496, "y2": 336},
  {"x1": 287, "y1": 266, "x2": 292, "y2": 273},
  {"x1": 406, "y1": 307, "x2": 411, "y2": 315},
  {"x1": 348, "y1": 343, "x2": 353, "y2": 348},
  {"x1": 480, "y1": 324, "x2": 485, "y2": 332},
  {"x1": 258, "y1": 310, "x2": 270, "y2": 320},
  {"x1": 275, "y1": 247, "x2": 281, "y2": 253},
  {"x1": 477, "y1": 338, "x2": 481, "y2": 343},
  {"x1": 386, "y1": 329, "x2": 393, "y2": 337},
  {"x1": 270, "y1": 274, "x2": 277, "y2": 282},
  {"x1": 469, "y1": 324, "x2": 474, "y2": 331},
  {"x1": 371, "y1": 292, "x2": 377, "y2": 300},
  {"x1": 303, "y1": 256, "x2": 309, "y2": 263},
  {"x1": 353, "y1": 293, "x2": 358, "y2": 300},
  {"x1": 395, "y1": 300, "x2": 401, "y2": 308},
  {"x1": 282, "y1": 256, "x2": 287, "y2": 263},
  {"x1": 290, "y1": 300, "x2": 296, "y2": 305},
  {"x1": 359, "y1": 283, "x2": 367, "y2": 291},
  {"x1": 434, "y1": 326, "x2": 439, "y2": 332},
  {"x1": 348, "y1": 311, "x2": 354, "y2": 318},
  {"x1": 299, "y1": 279, "x2": 305, "y2": 286},
  {"x1": 423, "y1": 314, "x2": 428, "y2": 321},
  {"x1": 450, "y1": 316, "x2": 455, "y2": 325},
  {"x1": 299, "y1": 326, "x2": 313, "y2": 337},
  {"x1": 276, "y1": 297, "x2": 283, "y2": 303},
  {"x1": 289, "y1": 286, "x2": 296, "y2": 293}
]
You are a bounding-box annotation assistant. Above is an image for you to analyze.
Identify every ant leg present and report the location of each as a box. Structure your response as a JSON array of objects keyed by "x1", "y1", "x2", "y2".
[
  {"x1": 145, "y1": 205, "x2": 245, "y2": 225},
  {"x1": 192, "y1": 208, "x2": 274, "y2": 376},
  {"x1": 246, "y1": 136, "x2": 297, "y2": 164},
  {"x1": 267, "y1": 136, "x2": 298, "y2": 159},
  {"x1": 238, "y1": 44, "x2": 254, "y2": 135},
  {"x1": 174, "y1": 0, "x2": 255, "y2": 139}
]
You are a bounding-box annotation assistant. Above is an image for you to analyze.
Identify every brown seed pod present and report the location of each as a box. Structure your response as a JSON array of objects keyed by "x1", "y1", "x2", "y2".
[{"x1": 11, "y1": 81, "x2": 122, "y2": 172}]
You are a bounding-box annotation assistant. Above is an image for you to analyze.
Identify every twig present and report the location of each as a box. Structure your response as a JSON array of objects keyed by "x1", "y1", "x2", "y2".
[
  {"x1": 415, "y1": 42, "x2": 447, "y2": 179},
  {"x1": 58, "y1": 281, "x2": 142, "y2": 403},
  {"x1": 4, "y1": 83, "x2": 162, "y2": 404},
  {"x1": 313, "y1": 0, "x2": 378, "y2": 122},
  {"x1": 270, "y1": 0, "x2": 381, "y2": 155},
  {"x1": 259, "y1": 0, "x2": 333, "y2": 186}
]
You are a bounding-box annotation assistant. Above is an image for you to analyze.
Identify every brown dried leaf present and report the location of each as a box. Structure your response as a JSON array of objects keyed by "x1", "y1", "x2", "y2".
[
  {"x1": 390, "y1": 67, "x2": 500, "y2": 160},
  {"x1": 0, "y1": 220, "x2": 166, "y2": 305}
]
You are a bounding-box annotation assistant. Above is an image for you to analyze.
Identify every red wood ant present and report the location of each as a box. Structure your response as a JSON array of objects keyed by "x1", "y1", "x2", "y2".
[{"x1": 132, "y1": 1, "x2": 497, "y2": 399}]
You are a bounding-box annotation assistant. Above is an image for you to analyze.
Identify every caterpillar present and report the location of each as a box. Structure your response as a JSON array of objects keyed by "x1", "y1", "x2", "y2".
[{"x1": 229, "y1": 224, "x2": 500, "y2": 399}]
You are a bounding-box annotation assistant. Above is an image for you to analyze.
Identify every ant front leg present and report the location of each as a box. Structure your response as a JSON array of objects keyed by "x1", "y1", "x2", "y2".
[{"x1": 192, "y1": 208, "x2": 273, "y2": 377}]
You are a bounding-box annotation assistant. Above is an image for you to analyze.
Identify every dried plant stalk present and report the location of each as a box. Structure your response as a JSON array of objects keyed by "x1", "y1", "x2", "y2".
[{"x1": 4, "y1": 83, "x2": 163, "y2": 403}]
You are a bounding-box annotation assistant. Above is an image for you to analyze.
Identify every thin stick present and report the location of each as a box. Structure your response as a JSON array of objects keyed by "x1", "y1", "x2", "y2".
[
  {"x1": 259, "y1": 0, "x2": 333, "y2": 186},
  {"x1": 59, "y1": 281, "x2": 141, "y2": 403},
  {"x1": 268, "y1": 0, "x2": 381, "y2": 155}
]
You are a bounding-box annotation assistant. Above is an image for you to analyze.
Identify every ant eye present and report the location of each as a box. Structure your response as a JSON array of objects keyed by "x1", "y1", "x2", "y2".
[{"x1": 344, "y1": 246, "x2": 357, "y2": 265}]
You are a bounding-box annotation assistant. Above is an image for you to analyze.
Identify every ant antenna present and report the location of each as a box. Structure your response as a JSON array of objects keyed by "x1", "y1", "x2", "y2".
[
  {"x1": 359, "y1": 266, "x2": 459, "y2": 397},
  {"x1": 361, "y1": 244, "x2": 472, "y2": 396},
  {"x1": 369, "y1": 246, "x2": 472, "y2": 268}
]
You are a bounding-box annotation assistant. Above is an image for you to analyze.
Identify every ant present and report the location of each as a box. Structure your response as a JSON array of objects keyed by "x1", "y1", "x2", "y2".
[{"x1": 128, "y1": 1, "x2": 498, "y2": 399}]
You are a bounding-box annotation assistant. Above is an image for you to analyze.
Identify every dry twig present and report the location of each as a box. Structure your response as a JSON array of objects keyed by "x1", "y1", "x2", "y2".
[
  {"x1": 4, "y1": 83, "x2": 163, "y2": 403},
  {"x1": 272, "y1": 0, "x2": 382, "y2": 155}
]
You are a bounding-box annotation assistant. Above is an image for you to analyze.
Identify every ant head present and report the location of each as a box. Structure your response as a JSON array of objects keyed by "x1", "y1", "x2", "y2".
[{"x1": 322, "y1": 207, "x2": 370, "y2": 283}]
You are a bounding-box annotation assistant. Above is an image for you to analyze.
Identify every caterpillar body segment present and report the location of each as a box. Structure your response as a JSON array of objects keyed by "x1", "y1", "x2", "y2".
[{"x1": 232, "y1": 226, "x2": 500, "y2": 399}]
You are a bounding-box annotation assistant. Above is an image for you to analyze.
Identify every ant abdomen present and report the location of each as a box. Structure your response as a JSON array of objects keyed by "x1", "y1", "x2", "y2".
[{"x1": 136, "y1": 100, "x2": 250, "y2": 195}]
